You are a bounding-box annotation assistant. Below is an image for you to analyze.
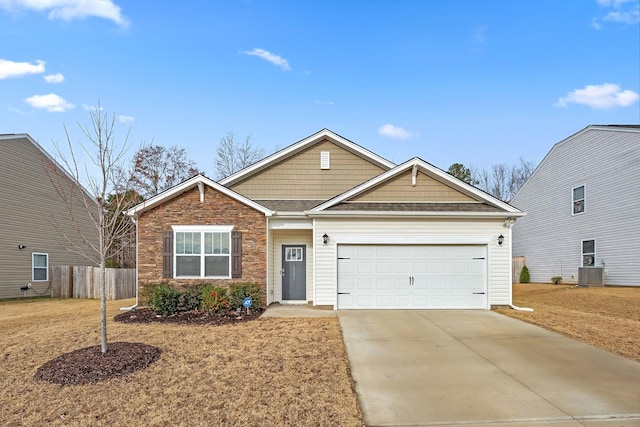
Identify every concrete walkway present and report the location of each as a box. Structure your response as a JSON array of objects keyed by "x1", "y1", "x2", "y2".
[
  {"x1": 261, "y1": 303, "x2": 337, "y2": 318},
  {"x1": 338, "y1": 310, "x2": 640, "y2": 427}
]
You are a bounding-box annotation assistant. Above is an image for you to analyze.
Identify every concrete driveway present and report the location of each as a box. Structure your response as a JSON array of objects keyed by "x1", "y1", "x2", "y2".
[{"x1": 338, "y1": 310, "x2": 640, "y2": 427}]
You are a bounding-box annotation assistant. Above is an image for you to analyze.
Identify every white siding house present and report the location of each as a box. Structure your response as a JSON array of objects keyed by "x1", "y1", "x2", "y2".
[
  {"x1": 511, "y1": 125, "x2": 640, "y2": 286},
  {"x1": 130, "y1": 129, "x2": 524, "y2": 309}
]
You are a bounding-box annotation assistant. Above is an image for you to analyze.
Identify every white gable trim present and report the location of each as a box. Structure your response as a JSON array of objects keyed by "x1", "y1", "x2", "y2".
[
  {"x1": 219, "y1": 129, "x2": 395, "y2": 186},
  {"x1": 126, "y1": 174, "x2": 273, "y2": 217},
  {"x1": 311, "y1": 157, "x2": 522, "y2": 214}
]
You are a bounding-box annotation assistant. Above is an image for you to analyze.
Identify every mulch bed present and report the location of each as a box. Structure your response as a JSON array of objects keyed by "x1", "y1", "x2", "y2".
[
  {"x1": 34, "y1": 342, "x2": 161, "y2": 385},
  {"x1": 113, "y1": 307, "x2": 264, "y2": 325},
  {"x1": 34, "y1": 308, "x2": 263, "y2": 386}
]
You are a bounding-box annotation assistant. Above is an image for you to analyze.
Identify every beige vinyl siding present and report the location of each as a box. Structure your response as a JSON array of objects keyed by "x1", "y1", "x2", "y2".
[
  {"x1": 352, "y1": 169, "x2": 477, "y2": 202},
  {"x1": 230, "y1": 140, "x2": 386, "y2": 200},
  {"x1": 313, "y1": 217, "x2": 510, "y2": 308},
  {"x1": 0, "y1": 136, "x2": 99, "y2": 299},
  {"x1": 270, "y1": 230, "x2": 314, "y2": 302},
  {"x1": 511, "y1": 127, "x2": 640, "y2": 286}
]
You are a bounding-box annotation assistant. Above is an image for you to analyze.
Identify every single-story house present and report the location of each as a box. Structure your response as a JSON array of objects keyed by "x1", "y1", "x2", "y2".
[{"x1": 127, "y1": 129, "x2": 524, "y2": 309}]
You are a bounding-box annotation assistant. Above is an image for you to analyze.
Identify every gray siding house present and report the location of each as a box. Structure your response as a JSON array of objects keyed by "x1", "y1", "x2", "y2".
[
  {"x1": 511, "y1": 125, "x2": 639, "y2": 286},
  {"x1": 0, "y1": 134, "x2": 98, "y2": 299}
]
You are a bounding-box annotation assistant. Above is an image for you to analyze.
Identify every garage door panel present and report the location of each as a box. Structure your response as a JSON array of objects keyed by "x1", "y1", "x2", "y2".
[
  {"x1": 376, "y1": 278, "x2": 393, "y2": 290},
  {"x1": 337, "y1": 244, "x2": 487, "y2": 309}
]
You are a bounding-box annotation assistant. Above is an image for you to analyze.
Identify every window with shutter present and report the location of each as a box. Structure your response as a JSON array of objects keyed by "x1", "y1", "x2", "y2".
[
  {"x1": 231, "y1": 230, "x2": 242, "y2": 278},
  {"x1": 163, "y1": 230, "x2": 173, "y2": 278}
]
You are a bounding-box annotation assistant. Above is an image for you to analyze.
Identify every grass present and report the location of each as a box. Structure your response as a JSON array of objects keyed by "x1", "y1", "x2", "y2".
[
  {"x1": 0, "y1": 298, "x2": 364, "y2": 426},
  {"x1": 496, "y1": 284, "x2": 640, "y2": 362}
]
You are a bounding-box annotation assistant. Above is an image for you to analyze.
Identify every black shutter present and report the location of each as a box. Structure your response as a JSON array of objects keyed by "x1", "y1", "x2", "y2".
[
  {"x1": 163, "y1": 230, "x2": 173, "y2": 278},
  {"x1": 231, "y1": 230, "x2": 242, "y2": 278}
]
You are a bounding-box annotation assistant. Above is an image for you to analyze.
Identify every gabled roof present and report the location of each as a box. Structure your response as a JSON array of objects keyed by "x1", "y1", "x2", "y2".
[
  {"x1": 0, "y1": 133, "x2": 96, "y2": 203},
  {"x1": 219, "y1": 128, "x2": 395, "y2": 186},
  {"x1": 511, "y1": 124, "x2": 640, "y2": 202},
  {"x1": 309, "y1": 157, "x2": 523, "y2": 216},
  {"x1": 126, "y1": 174, "x2": 273, "y2": 217}
]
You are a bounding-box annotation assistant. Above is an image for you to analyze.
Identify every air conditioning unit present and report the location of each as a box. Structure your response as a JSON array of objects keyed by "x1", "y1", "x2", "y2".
[{"x1": 578, "y1": 267, "x2": 604, "y2": 287}]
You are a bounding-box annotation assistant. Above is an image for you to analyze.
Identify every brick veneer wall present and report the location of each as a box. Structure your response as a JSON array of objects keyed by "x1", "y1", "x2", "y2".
[{"x1": 136, "y1": 185, "x2": 267, "y2": 306}]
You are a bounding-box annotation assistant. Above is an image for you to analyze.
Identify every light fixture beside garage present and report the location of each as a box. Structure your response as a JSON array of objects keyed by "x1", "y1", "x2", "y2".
[
  {"x1": 322, "y1": 233, "x2": 329, "y2": 245},
  {"x1": 497, "y1": 234, "x2": 504, "y2": 246}
]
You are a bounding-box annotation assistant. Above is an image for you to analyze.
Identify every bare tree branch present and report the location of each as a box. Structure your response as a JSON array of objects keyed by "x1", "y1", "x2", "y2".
[
  {"x1": 214, "y1": 133, "x2": 264, "y2": 179},
  {"x1": 45, "y1": 101, "x2": 138, "y2": 354}
]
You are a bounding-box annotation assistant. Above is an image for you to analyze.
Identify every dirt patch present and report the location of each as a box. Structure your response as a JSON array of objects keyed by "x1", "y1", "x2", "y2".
[
  {"x1": 34, "y1": 342, "x2": 161, "y2": 385},
  {"x1": 496, "y1": 284, "x2": 640, "y2": 362},
  {"x1": 113, "y1": 307, "x2": 263, "y2": 325}
]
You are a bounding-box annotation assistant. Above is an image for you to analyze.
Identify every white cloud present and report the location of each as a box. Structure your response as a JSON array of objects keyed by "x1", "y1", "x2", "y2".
[
  {"x1": 603, "y1": 8, "x2": 640, "y2": 24},
  {"x1": 82, "y1": 103, "x2": 96, "y2": 111},
  {"x1": 118, "y1": 114, "x2": 134, "y2": 124},
  {"x1": 24, "y1": 93, "x2": 75, "y2": 112},
  {"x1": 314, "y1": 100, "x2": 335, "y2": 106},
  {"x1": 378, "y1": 124, "x2": 417, "y2": 139},
  {"x1": 242, "y1": 48, "x2": 291, "y2": 71},
  {"x1": 0, "y1": 58, "x2": 45, "y2": 79},
  {"x1": 0, "y1": 0, "x2": 128, "y2": 27},
  {"x1": 593, "y1": 0, "x2": 639, "y2": 28},
  {"x1": 555, "y1": 83, "x2": 639, "y2": 109},
  {"x1": 596, "y1": 0, "x2": 634, "y2": 6},
  {"x1": 43, "y1": 72, "x2": 64, "y2": 83}
]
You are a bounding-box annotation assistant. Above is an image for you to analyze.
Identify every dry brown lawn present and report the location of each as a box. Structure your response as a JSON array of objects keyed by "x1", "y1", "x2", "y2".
[
  {"x1": 0, "y1": 298, "x2": 364, "y2": 426},
  {"x1": 496, "y1": 284, "x2": 640, "y2": 362}
]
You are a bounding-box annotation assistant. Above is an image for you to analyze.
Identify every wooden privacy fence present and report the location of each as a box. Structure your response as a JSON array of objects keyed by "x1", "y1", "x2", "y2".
[
  {"x1": 512, "y1": 256, "x2": 525, "y2": 284},
  {"x1": 51, "y1": 266, "x2": 135, "y2": 300}
]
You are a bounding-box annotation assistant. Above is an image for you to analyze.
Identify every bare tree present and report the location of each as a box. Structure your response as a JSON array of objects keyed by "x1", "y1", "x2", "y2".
[
  {"x1": 214, "y1": 133, "x2": 264, "y2": 179},
  {"x1": 48, "y1": 103, "x2": 136, "y2": 354},
  {"x1": 129, "y1": 144, "x2": 199, "y2": 199},
  {"x1": 472, "y1": 158, "x2": 535, "y2": 201}
]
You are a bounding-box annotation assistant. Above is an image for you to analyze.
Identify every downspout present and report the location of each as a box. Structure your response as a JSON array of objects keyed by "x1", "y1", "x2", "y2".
[
  {"x1": 506, "y1": 217, "x2": 533, "y2": 312},
  {"x1": 120, "y1": 215, "x2": 139, "y2": 311}
]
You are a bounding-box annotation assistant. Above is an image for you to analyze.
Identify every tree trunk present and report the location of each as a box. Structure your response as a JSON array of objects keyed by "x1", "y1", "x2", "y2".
[{"x1": 100, "y1": 261, "x2": 108, "y2": 354}]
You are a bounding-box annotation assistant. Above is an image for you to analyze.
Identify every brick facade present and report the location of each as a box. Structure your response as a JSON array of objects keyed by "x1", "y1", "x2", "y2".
[{"x1": 137, "y1": 186, "x2": 267, "y2": 305}]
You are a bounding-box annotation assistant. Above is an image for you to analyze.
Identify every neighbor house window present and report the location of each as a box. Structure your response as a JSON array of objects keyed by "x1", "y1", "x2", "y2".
[
  {"x1": 173, "y1": 225, "x2": 232, "y2": 278},
  {"x1": 573, "y1": 185, "x2": 585, "y2": 215},
  {"x1": 582, "y1": 239, "x2": 595, "y2": 267},
  {"x1": 32, "y1": 253, "x2": 48, "y2": 281}
]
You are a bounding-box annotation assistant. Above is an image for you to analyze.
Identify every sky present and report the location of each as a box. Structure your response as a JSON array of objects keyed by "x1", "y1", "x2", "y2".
[{"x1": 1, "y1": 0, "x2": 639, "y2": 178}]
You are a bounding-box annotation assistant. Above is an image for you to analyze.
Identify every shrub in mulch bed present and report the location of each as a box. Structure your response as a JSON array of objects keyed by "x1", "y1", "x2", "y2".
[
  {"x1": 113, "y1": 307, "x2": 264, "y2": 326},
  {"x1": 34, "y1": 342, "x2": 161, "y2": 385}
]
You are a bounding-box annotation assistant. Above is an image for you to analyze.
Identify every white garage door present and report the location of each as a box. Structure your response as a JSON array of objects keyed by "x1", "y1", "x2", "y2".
[{"x1": 337, "y1": 244, "x2": 487, "y2": 309}]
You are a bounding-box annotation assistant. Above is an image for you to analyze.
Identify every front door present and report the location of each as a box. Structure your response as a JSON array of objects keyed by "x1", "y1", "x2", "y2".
[{"x1": 282, "y1": 245, "x2": 306, "y2": 300}]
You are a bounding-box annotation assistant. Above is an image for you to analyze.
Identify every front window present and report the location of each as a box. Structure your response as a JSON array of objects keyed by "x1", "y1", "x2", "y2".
[
  {"x1": 32, "y1": 253, "x2": 49, "y2": 281},
  {"x1": 573, "y1": 185, "x2": 585, "y2": 215},
  {"x1": 174, "y1": 226, "x2": 232, "y2": 278},
  {"x1": 582, "y1": 239, "x2": 595, "y2": 267}
]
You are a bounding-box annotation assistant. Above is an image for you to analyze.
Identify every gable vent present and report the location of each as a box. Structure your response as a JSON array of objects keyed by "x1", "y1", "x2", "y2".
[{"x1": 320, "y1": 151, "x2": 330, "y2": 169}]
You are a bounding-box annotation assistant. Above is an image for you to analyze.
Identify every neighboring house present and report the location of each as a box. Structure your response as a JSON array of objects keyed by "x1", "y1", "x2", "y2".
[
  {"x1": 127, "y1": 129, "x2": 523, "y2": 309},
  {"x1": 511, "y1": 125, "x2": 640, "y2": 286},
  {"x1": 0, "y1": 134, "x2": 99, "y2": 299}
]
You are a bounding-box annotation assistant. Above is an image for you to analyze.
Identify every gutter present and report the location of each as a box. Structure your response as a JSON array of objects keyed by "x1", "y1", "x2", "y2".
[
  {"x1": 120, "y1": 215, "x2": 139, "y2": 311},
  {"x1": 506, "y1": 217, "x2": 533, "y2": 312}
]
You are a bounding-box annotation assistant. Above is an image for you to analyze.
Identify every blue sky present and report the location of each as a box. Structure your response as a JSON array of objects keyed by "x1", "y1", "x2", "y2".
[{"x1": 1, "y1": 0, "x2": 639, "y2": 177}]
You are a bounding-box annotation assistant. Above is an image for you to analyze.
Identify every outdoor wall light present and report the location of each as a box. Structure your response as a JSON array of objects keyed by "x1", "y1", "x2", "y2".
[
  {"x1": 18, "y1": 244, "x2": 26, "y2": 250},
  {"x1": 497, "y1": 234, "x2": 504, "y2": 246},
  {"x1": 322, "y1": 233, "x2": 329, "y2": 245}
]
